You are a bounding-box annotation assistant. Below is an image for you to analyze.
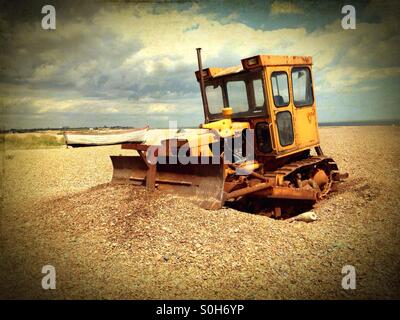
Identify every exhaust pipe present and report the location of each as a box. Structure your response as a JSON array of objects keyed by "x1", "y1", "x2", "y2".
[{"x1": 196, "y1": 48, "x2": 209, "y2": 123}]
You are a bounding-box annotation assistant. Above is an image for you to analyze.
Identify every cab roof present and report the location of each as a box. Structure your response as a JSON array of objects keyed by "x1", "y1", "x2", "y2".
[{"x1": 195, "y1": 54, "x2": 312, "y2": 81}]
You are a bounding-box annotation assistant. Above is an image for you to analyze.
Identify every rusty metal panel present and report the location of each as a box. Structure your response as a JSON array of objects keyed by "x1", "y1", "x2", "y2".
[{"x1": 253, "y1": 186, "x2": 317, "y2": 201}]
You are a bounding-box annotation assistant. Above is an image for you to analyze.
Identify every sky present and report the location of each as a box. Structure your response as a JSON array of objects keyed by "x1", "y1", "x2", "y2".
[{"x1": 0, "y1": 0, "x2": 399, "y2": 129}]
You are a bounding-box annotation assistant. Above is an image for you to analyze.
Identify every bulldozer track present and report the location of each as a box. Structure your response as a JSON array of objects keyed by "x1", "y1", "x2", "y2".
[
  {"x1": 263, "y1": 156, "x2": 338, "y2": 199},
  {"x1": 264, "y1": 156, "x2": 338, "y2": 179}
]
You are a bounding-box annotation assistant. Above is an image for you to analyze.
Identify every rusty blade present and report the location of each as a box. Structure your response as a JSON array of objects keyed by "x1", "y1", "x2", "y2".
[
  {"x1": 110, "y1": 155, "x2": 147, "y2": 183},
  {"x1": 110, "y1": 155, "x2": 225, "y2": 210}
]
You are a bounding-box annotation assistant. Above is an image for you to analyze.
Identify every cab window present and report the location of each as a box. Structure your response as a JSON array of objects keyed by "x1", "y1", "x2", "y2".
[
  {"x1": 276, "y1": 111, "x2": 294, "y2": 146},
  {"x1": 271, "y1": 72, "x2": 290, "y2": 107},
  {"x1": 226, "y1": 80, "x2": 249, "y2": 113},
  {"x1": 204, "y1": 70, "x2": 267, "y2": 120},
  {"x1": 292, "y1": 67, "x2": 313, "y2": 107},
  {"x1": 206, "y1": 85, "x2": 224, "y2": 114},
  {"x1": 253, "y1": 79, "x2": 265, "y2": 108}
]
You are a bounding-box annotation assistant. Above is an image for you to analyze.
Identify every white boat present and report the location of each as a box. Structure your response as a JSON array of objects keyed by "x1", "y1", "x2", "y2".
[{"x1": 64, "y1": 126, "x2": 149, "y2": 147}]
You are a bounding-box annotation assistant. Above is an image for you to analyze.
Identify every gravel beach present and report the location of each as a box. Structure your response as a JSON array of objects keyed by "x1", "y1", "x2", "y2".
[{"x1": 1, "y1": 126, "x2": 399, "y2": 299}]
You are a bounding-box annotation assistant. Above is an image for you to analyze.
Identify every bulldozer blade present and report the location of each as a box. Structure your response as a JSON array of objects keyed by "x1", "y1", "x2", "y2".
[{"x1": 110, "y1": 155, "x2": 225, "y2": 210}]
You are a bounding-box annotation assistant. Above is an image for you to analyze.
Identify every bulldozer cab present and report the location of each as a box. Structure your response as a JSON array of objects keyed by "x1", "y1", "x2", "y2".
[{"x1": 196, "y1": 55, "x2": 320, "y2": 159}]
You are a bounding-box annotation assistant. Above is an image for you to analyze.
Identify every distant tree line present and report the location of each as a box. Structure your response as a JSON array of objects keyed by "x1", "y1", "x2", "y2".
[{"x1": 0, "y1": 125, "x2": 135, "y2": 134}]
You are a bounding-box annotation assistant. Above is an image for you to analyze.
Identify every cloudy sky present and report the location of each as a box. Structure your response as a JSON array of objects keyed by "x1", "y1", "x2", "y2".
[{"x1": 0, "y1": 0, "x2": 399, "y2": 129}]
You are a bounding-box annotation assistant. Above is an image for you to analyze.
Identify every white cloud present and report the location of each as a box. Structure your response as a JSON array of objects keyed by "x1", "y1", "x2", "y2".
[
  {"x1": 323, "y1": 66, "x2": 400, "y2": 91},
  {"x1": 147, "y1": 103, "x2": 176, "y2": 114}
]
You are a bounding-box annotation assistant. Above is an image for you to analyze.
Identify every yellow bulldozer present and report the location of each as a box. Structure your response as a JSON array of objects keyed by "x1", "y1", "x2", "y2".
[{"x1": 111, "y1": 49, "x2": 347, "y2": 218}]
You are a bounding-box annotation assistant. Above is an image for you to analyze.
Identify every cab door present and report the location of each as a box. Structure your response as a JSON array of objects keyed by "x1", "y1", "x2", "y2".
[
  {"x1": 266, "y1": 66, "x2": 296, "y2": 154},
  {"x1": 291, "y1": 66, "x2": 319, "y2": 149}
]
